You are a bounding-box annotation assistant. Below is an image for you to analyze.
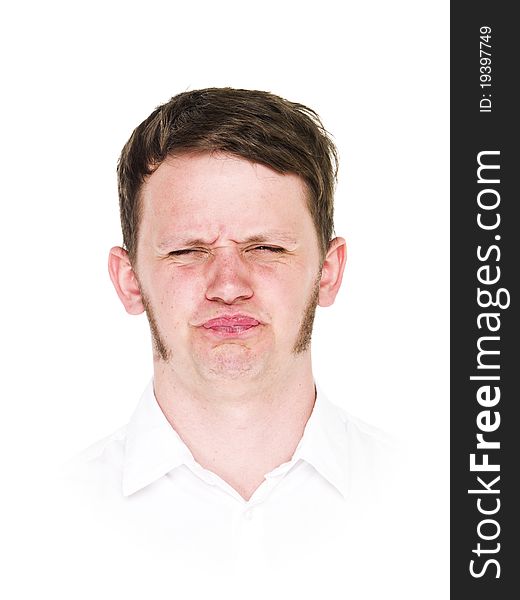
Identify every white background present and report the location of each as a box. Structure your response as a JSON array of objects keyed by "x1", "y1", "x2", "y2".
[{"x1": 1, "y1": 0, "x2": 449, "y2": 597}]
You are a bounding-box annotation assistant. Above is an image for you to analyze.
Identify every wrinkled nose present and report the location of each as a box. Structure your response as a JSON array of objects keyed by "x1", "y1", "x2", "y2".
[{"x1": 205, "y1": 248, "x2": 254, "y2": 304}]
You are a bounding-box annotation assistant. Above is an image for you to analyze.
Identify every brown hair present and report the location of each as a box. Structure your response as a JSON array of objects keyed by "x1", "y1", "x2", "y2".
[{"x1": 117, "y1": 88, "x2": 338, "y2": 263}]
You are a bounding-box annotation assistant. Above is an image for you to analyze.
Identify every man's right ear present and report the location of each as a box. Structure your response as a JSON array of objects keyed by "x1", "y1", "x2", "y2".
[{"x1": 108, "y1": 247, "x2": 145, "y2": 315}]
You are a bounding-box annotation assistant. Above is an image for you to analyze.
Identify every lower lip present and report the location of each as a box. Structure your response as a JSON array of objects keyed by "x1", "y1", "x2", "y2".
[{"x1": 202, "y1": 324, "x2": 260, "y2": 338}]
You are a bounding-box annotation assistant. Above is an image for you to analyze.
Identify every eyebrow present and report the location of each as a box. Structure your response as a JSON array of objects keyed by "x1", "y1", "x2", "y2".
[{"x1": 158, "y1": 232, "x2": 298, "y2": 251}]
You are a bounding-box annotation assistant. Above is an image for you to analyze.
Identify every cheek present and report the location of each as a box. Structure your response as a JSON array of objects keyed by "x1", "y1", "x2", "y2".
[
  {"x1": 260, "y1": 275, "x2": 312, "y2": 319},
  {"x1": 148, "y1": 270, "x2": 203, "y2": 320}
]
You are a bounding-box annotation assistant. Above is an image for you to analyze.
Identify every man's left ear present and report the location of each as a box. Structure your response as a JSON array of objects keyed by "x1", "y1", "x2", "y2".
[{"x1": 318, "y1": 237, "x2": 347, "y2": 307}]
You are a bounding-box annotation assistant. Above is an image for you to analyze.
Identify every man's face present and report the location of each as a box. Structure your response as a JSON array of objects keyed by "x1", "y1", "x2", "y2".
[{"x1": 132, "y1": 152, "x2": 325, "y2": 386}]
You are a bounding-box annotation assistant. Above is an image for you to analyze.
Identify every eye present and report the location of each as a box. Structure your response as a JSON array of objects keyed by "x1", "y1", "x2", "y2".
[
  {"x1": 167, "y1": 248, "x2": 210, "y2": 262},
  {"x1": 169, "y1": 249, "x2": 198, "y2": 256},
  {"x1": 250, "y1": 245, "x2": 285, "y2": 253},
  {"x1": 169, "y1": 247, "x2": 212, "y2": 256}
]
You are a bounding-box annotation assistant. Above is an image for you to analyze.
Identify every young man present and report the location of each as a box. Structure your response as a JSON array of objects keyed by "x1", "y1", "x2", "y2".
[{"x1": 67, "y1": 88, "x2": 395, "y2": 599}]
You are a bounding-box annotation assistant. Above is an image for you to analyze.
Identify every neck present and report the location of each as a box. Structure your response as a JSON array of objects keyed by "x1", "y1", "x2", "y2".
[{"x1": 153, "y1": 356, "x2": 316, "y2": 501}]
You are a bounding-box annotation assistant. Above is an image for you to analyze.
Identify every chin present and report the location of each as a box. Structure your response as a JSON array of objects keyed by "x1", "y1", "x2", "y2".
[{"x1": 197, "y1": 344, "x2": 267, "y2": 381}]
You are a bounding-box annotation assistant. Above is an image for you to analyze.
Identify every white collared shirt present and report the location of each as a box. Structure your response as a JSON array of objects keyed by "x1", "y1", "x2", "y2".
[{"x1": 59, "y1": 382, "x2": 399, "y2": 599}]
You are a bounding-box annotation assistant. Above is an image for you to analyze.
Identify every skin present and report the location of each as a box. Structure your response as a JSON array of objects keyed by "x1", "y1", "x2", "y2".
[{"x1": 109, "y1": 152, "x2": 346, "y2": 500}]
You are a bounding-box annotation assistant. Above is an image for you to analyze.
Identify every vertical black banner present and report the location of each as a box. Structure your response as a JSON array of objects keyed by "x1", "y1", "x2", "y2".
[{"x1": 451, "y1": 2, "x2": 518, "y2": 598}]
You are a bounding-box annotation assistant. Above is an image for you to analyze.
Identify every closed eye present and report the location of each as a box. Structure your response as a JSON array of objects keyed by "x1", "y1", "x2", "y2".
[
  {"x1": 169, "y1": 248, "x2": 206, "y2": 256},
  {"x1": 250, "y1": 246, "x2": 285, "y2": 253}
]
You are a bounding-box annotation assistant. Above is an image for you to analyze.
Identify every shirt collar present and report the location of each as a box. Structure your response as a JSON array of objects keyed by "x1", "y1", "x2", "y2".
[
  {"x1": 292, "y1": 383, "x2": 350, "y2": 498},
  {"x1": 122, "y1": 381, "x2": 193, "y2": 497},
  {"x1": 122, "y1": 380, "x2": 350, "y2": 499}
]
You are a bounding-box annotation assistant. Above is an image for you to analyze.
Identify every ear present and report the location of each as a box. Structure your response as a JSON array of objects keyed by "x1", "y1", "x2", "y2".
[
  {"x1": 318, "y1": 237, "x2": 347, "y2": 307},
  {"x1": 108, "y1": 247, "x2": 145, "y2": 315}
]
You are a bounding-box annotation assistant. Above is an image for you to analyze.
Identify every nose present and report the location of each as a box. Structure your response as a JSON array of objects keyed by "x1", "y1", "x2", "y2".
[{"x1": 205, "y1": 247, "x2": 254, "y2": 304}]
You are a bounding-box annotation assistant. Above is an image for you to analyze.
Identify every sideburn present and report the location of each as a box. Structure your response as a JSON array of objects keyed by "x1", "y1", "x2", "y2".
[
  {"x1": 292, "y1": 270, "x2": 321, "y2": 355},
  {"x1": 140, "y1": 292, "x2": 171, "y2": 362}
]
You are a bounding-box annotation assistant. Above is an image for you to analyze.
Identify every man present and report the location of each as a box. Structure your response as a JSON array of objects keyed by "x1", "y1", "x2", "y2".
[{"x1": 65, "y1": 88, "x2": 395, "y2": 599}]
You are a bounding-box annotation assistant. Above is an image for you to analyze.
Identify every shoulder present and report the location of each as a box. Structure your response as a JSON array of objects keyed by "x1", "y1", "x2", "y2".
[
  {"x1": 340, "y1": 408, "x2": 397, "y2": 461},
  {"x1": 328, "y1": 400, "x2": 401, "y2": 502},
  {"x1": 60, "y1": 425, "x2": 129, "y2": 498}
]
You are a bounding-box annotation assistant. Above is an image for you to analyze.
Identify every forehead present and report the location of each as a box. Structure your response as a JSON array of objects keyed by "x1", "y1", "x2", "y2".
[{"x1": 139, "y1": 152, "x2": 315, "y2": 243}]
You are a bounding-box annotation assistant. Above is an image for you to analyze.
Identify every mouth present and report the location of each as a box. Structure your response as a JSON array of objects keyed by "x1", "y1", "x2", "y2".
[{"x1": 201, "y1": 315, "x2": 260, "y2": 337}]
